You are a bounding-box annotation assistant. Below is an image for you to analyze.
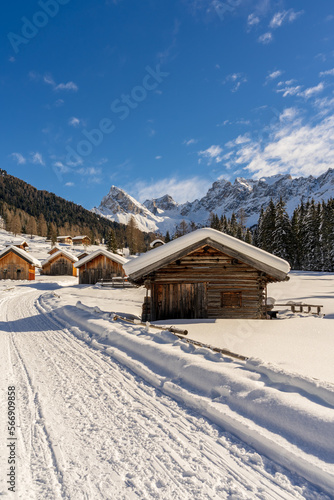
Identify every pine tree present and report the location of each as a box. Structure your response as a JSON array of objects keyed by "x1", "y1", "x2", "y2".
[
  {"x1": 37, "y1": 213, "x2": 48, "y2": 237},
  {"x1": 106, "y1": 229, "x2": 118, "y2": 253},
  {"x1": 272, "y1": 198, "x2": 292, "y2": 260},
  {"x1": 257, "y1": 200, "x2": 276, "y2": 253},
  {"x1": 165, "y1": 231, "x2": 171, "y2": 243}
]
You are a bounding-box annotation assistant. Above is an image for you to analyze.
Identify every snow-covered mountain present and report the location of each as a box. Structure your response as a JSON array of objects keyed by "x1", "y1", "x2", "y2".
[{"x1": 92, "y1": 169, "x2": 334, "y2": 233}]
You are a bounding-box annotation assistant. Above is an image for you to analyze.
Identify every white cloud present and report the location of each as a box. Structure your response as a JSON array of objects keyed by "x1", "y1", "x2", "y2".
[
  {"x1": 269, "y1": 9, "x2": 304, "y2": 29},
  {"x1": 10, "y1": 153, "x2": 26, "y2": 165},
  {"x1": 225, "y1": 114, "x2": 334, "y2": 180},
  {"x1": 132, "y1": 176, "x2": 212, "y2": 204},
  {"x1": 226, "y1": 134, "x2": 251, "y2": 148},
  {"x1": 300, "y1": 82, "x2": 325, "y2": 100},
  {"x1": 155, "y1": 156, "x2": 162, "y2": 160},
  {"x1": 247, "y1": 13, "x2": 260, "y2": 28},
  {"x1": 65, "y1": 182, "x2": 74, "y2": 187},
  {"x1": 265, "y1": 70, "x2": 283, "y2": 83},
  {"x1": 69, "y1": 117, "x2": 81, "y2": 127},
  {"x1": 31, "y1": 152, "x2": 45, "y2": 166},
  {"x1": 43, "y1": 73, "x2": 78, "y2": 92},
  {"x1": 320, "y1": 68, "x2": 334, "y2": 77},
  {"x1": 223, "y1": 73, "x2": 247, "y2": 92},
  {"x1": 258, "y1": 32, "x2": 273, "y2": 44},
  {"x1": 198, "y1": 145, "x2": 223, "y2": 164},
  {"x1": 276, "y1": 84, "x2": 302, "y2": 97},
  {"x1": 183, "y1": 138, "x2": 198, "y2": 146}
]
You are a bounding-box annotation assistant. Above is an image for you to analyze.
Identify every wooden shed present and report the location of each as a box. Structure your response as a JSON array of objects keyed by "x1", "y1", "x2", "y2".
[
  {"x1": 5, "y1": 239, "x2": 29, "y2": 250},
  {"x1": 42, "y1": 249, "x2": 78, "y2": 276},
  {"x1": 124, "y1": 228, "x2": 290, "y2": 321},
  {"x1": 0, "y1": 246, "x2": 41, "y2": 281},
  {"x1": 72, "y1": 235, "x2": 91, "y2": 246},
  {"x1": 74, "y1": 249, "x2": 127, "y2": 284},
  {"x1": 57, "y1": 236, "x2": 73, "y2": 245}
]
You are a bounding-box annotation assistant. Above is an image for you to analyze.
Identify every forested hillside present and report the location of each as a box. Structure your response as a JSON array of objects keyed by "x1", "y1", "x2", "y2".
[{"x1": 0, "y1": 169, "x2": 127, "y2": 244}]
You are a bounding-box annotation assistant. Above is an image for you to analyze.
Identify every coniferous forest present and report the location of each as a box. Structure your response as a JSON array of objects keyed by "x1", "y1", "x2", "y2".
[{"x1": 209, "y1": 198, "x2": 334, "y2": 272}]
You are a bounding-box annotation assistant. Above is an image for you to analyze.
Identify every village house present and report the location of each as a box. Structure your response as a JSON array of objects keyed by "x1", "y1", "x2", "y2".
[
  {"x1": 42, "y1": 249, "x2": 78, "y2": 277},
  {"x1": 72, "y1": 235, "x2": 91, "y2": 246},
  {"x1": 48, "y1": 245, "x2": 61, "y2": 256},
  {"x1": 5, "y1": 239, "x2": 29, "y2": 250},
  {"x1": 0, "y1": 245, "x2": 41, "y2": 281},
  {"x1": 124, "y1": 228, "x2": 290, "y2": 321},
  {"x1": 74, "y1": 249, "x2": 127, "y2": 284},
  {"x1": 57, "y1": 236, "x2": 73, "y2": 245}
]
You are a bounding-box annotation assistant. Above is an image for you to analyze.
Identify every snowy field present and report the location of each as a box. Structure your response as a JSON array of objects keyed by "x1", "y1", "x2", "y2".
[{"x1": 0, "y1": 231, "x2": 334, "y2": 498}]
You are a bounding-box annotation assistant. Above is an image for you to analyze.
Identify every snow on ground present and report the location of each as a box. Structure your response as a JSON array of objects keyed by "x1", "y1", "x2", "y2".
[
  {"x1": 2, "y1": 282, "x2": 330, "y2": 499},
  {"x1": 1, "y1": 229, "x2": 334, "y2": 498}
]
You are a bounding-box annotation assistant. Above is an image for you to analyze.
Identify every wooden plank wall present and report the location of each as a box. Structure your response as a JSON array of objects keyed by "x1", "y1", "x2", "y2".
[
  {"x1": 79, "y1": 255, "x2": 125, "y2": 284},
  {"x1": 149, "y1": 246, "x2": 266, "y2": 320},
  {"x1": 0, "y1": 252, "x2": 31, "y2": 280},
  {"x1": 42, "y1": 255, "x2": 74, "y2": 276}
]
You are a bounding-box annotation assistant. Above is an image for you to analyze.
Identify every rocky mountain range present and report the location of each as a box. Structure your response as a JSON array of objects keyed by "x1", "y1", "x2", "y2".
[{"x1": 92, "y1": 169, "x2": 334, "y2": 234}]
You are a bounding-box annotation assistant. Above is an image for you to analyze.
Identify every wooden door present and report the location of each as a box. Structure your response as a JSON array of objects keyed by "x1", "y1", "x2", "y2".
[{"x1": 152, "y1": 282, "x2": 207, "y2": 320}]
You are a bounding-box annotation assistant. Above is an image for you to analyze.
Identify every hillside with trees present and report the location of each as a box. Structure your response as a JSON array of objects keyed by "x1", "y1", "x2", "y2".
[{"x1": 0, "y1": 169, "x2": 136, "y2": 247}]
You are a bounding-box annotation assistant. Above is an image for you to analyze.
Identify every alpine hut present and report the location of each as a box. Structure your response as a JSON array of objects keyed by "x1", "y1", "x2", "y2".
[
  {"x1": 48, "y1": 245, "x2": 61, "y2": 256},
  {"x1": 72, "y1": 235, "x2": 91, "y2": 246},
  {"x1": 5, "y1": 239, "x2": 29, "y2": 250},
  {"x1": 74, "y1": 249, "x2": 127, "y2": 284},
  {"x1": 124, "y1": 228, "x2": 290, "y2": 321},
  {"x1": 42, "y1": 249, "x2": 78, "y2": 276},
  {"x1": 57, "y1": 236, "x2": 73, "y2": 245},
  {"x1": 0, "y1": 246, "x2": 41, "y2": 281}
]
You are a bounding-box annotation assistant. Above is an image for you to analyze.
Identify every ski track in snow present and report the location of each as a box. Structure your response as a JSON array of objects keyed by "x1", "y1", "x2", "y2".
[{"x1": 0, "y1": 285, "x2": 331, "y2": 500}]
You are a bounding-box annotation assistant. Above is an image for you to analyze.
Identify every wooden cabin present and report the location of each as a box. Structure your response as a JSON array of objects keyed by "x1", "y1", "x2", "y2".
[
  {"x1": 124, "y1": 228, "x2": 290, "y2": 321},
  {"x1": 5, "y1": 239, "x2": 29, "y2": 250},
  {"x1": 57, "y1": 236, "x2": 73, "y2": 245},
  {"x1": 74, "y1": 249, "x2": 127, "y2": 284},
  {"x1": 42, "y1": 250, "x2": 78, "y2": 276},
  {"x1": 0, "y1": 246, "x2": 41, "y2": 281},
  {"x1": 72, "y1": 235, "x2": 91, "y2": 246}
]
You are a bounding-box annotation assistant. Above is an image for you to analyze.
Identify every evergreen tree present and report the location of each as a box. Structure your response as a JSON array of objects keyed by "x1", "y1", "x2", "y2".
[
  {"x1": 272, "y1": 198, "x2": 292, "y2": 260},
  {"x1": 165, "y1": 230, "x2": 171, "y2": 243},
  {"x1": 106, "y1": 229, "x2": 118, "y2": 253}
]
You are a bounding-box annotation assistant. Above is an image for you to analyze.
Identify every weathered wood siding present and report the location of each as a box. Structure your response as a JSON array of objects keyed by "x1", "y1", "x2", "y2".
[
  {"x1": 78, "y1": 255, "x2": 125, "y2": 284},
  {"x1": 73, "y1": 237, "x2": 90, "y2": 246},
  {"x1": 42, "y1": 255, "x2": 76, "y2": 276},
  {"x1": 0, "y1": 252, "x2": 35, "y2": 280},
  {"x1": 148, "y1": 246, "x2": 267, "y2": 320}
]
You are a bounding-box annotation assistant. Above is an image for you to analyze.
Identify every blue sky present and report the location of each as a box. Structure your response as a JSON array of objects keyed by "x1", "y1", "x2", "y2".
[{"x1": 1, "y1": 1, "x2": 334, "y2": 208}]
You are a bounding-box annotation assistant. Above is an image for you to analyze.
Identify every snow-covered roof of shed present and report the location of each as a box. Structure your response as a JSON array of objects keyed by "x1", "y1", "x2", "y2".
[
  {"x1": 48, "y1": 245, "x2": 61, "y2": 254},
  {"x1": 43, "y1": 249, "x2": 78, "y2": 265},
  {"x1": 5, "y1": 239, "x2": 29, "y2": 246},
  {"x1": 124, "y1": 227, "x2": 290, "y2": 281},
  {"x1": 57, "y1": 235, "x2": 72, "y2": 240},
  {"x1": 0, "y1": 245, "x2": 41, "y2": 267},
  {"x1": 72, "y1": 235, "x2": 90, "y2": 240},
  {"x1": 74, "y1": 248, "x2": 127, "y2": 268}
]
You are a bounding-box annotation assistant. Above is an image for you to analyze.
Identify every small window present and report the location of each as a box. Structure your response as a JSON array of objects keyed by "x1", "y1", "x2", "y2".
[{"x1": 221, "y1": 291, "x2": 242, "y2": 308}]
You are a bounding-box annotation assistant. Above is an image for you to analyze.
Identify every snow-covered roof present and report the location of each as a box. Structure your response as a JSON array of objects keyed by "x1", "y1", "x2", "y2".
[
  {"x1": 72, "y1": 235, "x2": 90, "y2": 240},
  {"x1": 43, "y1": 249, "x2": 78, "y2": 266},
  {"x1": 74, "y1": 248, "x2": 127, "y2": 268},
  {"x1": 57, "y1": 235, "x2": 72, "y2": 240},
  {"x1": 0, "y1": 245, "x2": 41, "y2": 267},
  {"x1": 5, "y1": 239, "x2": 29, "y2": 247},
  {"x1": 124, "y1": 227, "x2": 290, "y2": 281},
  {"x1": 48, "y1": 245, "x2": 61, "y2": 254}
]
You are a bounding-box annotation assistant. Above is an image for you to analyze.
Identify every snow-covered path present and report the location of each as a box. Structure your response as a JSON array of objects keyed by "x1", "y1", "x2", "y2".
[{"x1": 0, "y1": 285, "x2": 330, "y2": 499}]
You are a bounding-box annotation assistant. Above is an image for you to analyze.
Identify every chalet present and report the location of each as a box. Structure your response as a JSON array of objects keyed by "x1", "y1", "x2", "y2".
[
  {"x1": 124, "y1": 228, "x2": 290, "y2": 321},
  {"x1": 72, "y1": 235, "x2": 91, "y2": 246},
  {"x1": 5, "y1": 239, "x2": 29, "y2": 250},
  {"x1": 41, "y1": 249, "x2": 78, "y2": 276},
  {"x1": 57, "y1": 236, "x2": 73, "y2": 245},
  {"x1": 0, "y1": 246, "x2": 41, "y2": 281},
  {"x1": 74, "y1": 249, "x2": 127, "y2": 284}
]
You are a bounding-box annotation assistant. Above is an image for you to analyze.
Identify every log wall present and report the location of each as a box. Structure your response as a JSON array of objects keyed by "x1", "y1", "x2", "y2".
[
  {"x1": 148, "y1": 246, "x2": 267, "y2": 320},
  {"x1": 78, "y1": 255, "x2": 125, "y2": 284}
]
